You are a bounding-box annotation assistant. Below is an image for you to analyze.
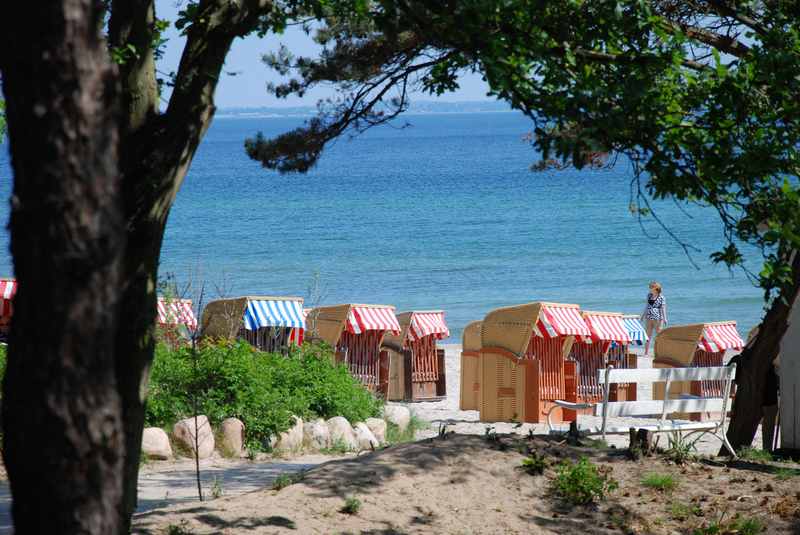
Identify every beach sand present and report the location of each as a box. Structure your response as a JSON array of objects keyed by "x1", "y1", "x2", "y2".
[{"x1": 395, "y1": 344, "x2": 762, "y2": 455}]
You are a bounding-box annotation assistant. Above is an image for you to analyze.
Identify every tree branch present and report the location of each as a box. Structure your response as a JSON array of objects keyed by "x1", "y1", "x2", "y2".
[{"x1": 109, "y1": 0, "x2": 159, "y2": 133}]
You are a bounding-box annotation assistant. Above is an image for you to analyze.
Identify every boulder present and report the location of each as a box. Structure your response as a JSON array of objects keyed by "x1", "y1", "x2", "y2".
[
  {"x1": 274, "y1": 416, "x2": 304, "y2": 453},
  {"x1": 353, "y1": 422, "x2": 380, "y2": 450},
  {"x1": 220, "y1": 417, "x2": 245, "y2": 457},
  {"x1": 173, "y1": 415, "x2": 215, "y2": 459},
  {"x1": 365, "y1": 417, "x2": 387, "y2": 445},
  {"x1": 326, "y1": 416, "x2": 358, "y2": 451},
  {"x1": 141, "y1": 427, "x2": 172, "y2": 460},
  {"x1": 303, "y1": 418, "x2": 331, "y2": 451},
  {"x1": 383, "y1": 405, "x2": 411, "y2": 432}
]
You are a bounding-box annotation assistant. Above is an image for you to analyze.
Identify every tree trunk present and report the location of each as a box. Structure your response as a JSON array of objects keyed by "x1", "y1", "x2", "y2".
[
  {"x1": 0, "y1": 2, "x2": 126, "y2": 533},
  {"x1": 725, "y1": 253, "x2": 800, "y2": 453}
]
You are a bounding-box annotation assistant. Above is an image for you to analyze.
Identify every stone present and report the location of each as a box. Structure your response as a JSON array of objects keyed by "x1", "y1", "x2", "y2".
[
  {"x1": 365, "y1": 417, "x2": 387, "y2": 445},
  {"x1": 353, "y1": 422, "x2": 380, "y2": 450},
  {"x1": 173, "y1": 415, "x2": 215, "y2": 459},
  {"x1": 383, "y1": 405, "x2": 411, "y2": 432},
  {"x1": 142, "y1": 427, "x2": 172, "y2": 460},
  {"x1": 303, "y1": 418, "x2": 331, "y2": 451},
  {"x1": 326, "y1": 416, "x2": 358, "y2": 451},
  {"x1": 274, "y1": 416, "x2": 304, "y2": 453},
  {"x1": 220, "y1": 417, "x2": 245, "y2": 457}
]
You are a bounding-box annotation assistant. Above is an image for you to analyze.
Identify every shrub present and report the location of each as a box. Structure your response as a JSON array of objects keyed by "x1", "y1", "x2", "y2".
[
  {"x1": 641, "y1": 472, "x2": 678, "y2": 492},
  {"x1": 145, "y1": 340, "x2": 383, "y2": 450},
  {"x1": 521, "y1": 453, "x2": 548, "y2": 475},
  {"x1": 340, "y1": 496, "x2": 361, "y2": 515},
  {"x1": 552, "y1": 457, "x2": 618, "y2": 505}
]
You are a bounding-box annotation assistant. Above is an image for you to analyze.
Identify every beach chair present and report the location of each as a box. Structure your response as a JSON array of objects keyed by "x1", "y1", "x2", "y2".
[
  {"x1": 305, "y1": 304, "x2": 400, "y2": 394},
  {"x1": 478, "y1": 302, "x2": 591, "y2": 424},
  {"x1": 381, "y1": 311, "x2": 449, "y2": 401},
  {"x1": 653, "y1": 321, "x2": 744, "y2": 419},
  {"x1": 0, "y1": 278, "x2": 16, "y2": 342},
  {"x1": 563, "y1": 311, "x2": 634, "y2": 420},
  {"x1": 459, "y1": 320, "x2": 483, "y2": 410},
  {"x1": 201, "y1": 296, "x2": 305, "y2": 354}
]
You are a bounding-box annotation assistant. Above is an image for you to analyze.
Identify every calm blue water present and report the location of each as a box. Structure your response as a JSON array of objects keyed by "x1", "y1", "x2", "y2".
[{"x1": 0, "y1": 112, "x2": 765, "y2": 340}]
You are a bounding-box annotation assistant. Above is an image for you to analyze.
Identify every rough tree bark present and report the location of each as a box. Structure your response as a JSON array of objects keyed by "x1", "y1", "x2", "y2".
[
  {"x1": 108, "y1": 1, "x2": 272, "y2": 529},
  {"x1": 0, "y1": 2, "x2": 126, "y2": 534},
  {"x1": 724, "y1": 253, "x2": 800, "y2": 453}
]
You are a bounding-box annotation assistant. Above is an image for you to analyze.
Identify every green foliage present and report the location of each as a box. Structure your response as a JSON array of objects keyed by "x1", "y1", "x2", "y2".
[
  {"x1": 665, "y1": 431, "x2": 700, "y2": 465},
  {"x1": 319, "y1": 438, "x2": 352, "y2": 455},
  {"x1": 521, "y1": 452, "x2": 548, "y2": 475},
  {"x1": 693, "y1": 514, "x2": 765, "y2": 535},
  {"x1": 0, "y1": 344, "x2": 6, "y2": 390},
  {"x1": 254, "y1": 1, "x2": 800, "y2": 299},
  {"x1": 210, "y1": 476, "x2": 223, "y2": 499},
  {"x1": 165, "y1": 522, "x2": 195, "y2": 535},
  {"x1": 773, "y1": 467, "x2": 800, "y2": 481},
  {"x1": 385, "y1": 414, "x2": 427, "y2": 445},
  {"x1": 737, "y1": 447, "x2": 774, "y2": 463},
  {"x1": 272, "y1": 472, "x2": 303, "y2": 491},
  {"x1": 641, "y1": 472, "x2": 678, "y2": 492},
  {"x1": 552, "y1": 457, "x2": 618, "y2": 505},
  {"x1": 145, "y1": 340, "x2": 382, "y2": 450},
  {"x1": 668, "y1": 501, "x2": 702, "y2": 522},
  {"x1": 340, "y1": 496, "x2": 362, "y2": 515}
]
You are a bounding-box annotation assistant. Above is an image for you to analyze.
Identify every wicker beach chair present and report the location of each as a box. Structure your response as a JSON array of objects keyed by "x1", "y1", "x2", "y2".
[
  {"x1": 653, "y1": 321, "x2": 744, "y2": 419},
  {"x1": 305, "y1": 303, "x2": 400, "y2": 394},
  {"x1": 381, "y1": 311, "x2": 449, "y2": 401},
  {"x1": 201, "y1": 296, "x2": 305, "y2": 354},
  {"x1": 479, "y1": 302, "x2": 590, "y2": 424},
  {"x1": 459, "y1": 320, "x2": 483, "y2": 410},
  {"x1": 563, "y1": 311, "x2": 636, "y2": 420}
]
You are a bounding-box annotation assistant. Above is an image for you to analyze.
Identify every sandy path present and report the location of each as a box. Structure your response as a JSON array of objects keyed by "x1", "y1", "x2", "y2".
[
  {"x1": 0, "y1": 453, "x2": 343, "y2": 534},
  {"x1": 397, "y1": 344, "x2": 762, "y2": 455}
]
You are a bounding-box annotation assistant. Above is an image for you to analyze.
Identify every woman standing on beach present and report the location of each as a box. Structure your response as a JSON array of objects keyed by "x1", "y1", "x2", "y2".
[{"x1": 642, "y1": 281, "x2": 667, "y2": 355}]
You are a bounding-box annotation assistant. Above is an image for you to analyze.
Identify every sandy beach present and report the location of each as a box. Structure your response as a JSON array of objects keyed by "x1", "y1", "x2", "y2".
[{"x1": 394, "y1": 343, "x2": 761, "y2": 455}]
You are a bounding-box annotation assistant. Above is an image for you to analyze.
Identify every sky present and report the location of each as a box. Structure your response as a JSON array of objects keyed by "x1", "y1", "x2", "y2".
[{"x1": 156, "y1": 0, "x2": 493, "y2": 109}]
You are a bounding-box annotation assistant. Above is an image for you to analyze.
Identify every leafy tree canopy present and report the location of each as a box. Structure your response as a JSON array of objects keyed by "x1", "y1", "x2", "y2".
[{"x1": 247, "y1": 0, "x2": 800, "y2": 300}]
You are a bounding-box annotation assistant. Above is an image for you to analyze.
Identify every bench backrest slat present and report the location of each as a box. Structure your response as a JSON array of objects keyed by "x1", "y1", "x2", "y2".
[
  {"x1": 593, "y1": 398, "x2": 726, "y2": 417},
  {"x1": 597, "y1": 366, "x2": 734, "y2": 384}
]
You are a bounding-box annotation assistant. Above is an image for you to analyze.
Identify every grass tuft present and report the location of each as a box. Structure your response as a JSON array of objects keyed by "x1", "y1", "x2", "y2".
[
  {"x1": 641, "y1": 472, "x2": 678, "y2": 492},
  {"x1": 340, "y1": 496, "x2": 362, "y2": 515},
  {"x1": 737, "y1": 447, "x2": 774, "y2": 463},
  {"x1": 385, "y1": 414, "x2": 428, "y2": 445}
]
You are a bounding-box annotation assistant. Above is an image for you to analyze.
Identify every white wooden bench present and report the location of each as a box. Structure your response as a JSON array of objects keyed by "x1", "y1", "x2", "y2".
[{"x1": 546, "y1": 365, "x2": 737, "y2": 458}]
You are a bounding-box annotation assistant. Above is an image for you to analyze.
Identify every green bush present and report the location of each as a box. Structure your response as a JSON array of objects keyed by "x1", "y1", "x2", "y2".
[
  {"x1": 552, "y1": 457, "x2": 618, "y2": 505},
  {"x1": 145, "y1": 340, "x2": 383, "y2": 450},
  {"x1": 0, "y1": 344, "x2": 6, "y2": 391}
]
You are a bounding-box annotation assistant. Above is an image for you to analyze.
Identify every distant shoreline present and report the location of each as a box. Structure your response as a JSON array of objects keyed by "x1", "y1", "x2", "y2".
[{"x1": 215, "y1": 109, "x2": 517, "y2": 119}]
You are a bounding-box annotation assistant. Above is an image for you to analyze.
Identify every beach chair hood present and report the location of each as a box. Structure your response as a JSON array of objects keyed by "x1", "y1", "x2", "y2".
[
  {"x1": 157, "y1": 297, "x2": 198, "y2": 330},
  {"x1": 383, "y1": 311, "x2": 449, "y2": 350},
  {"x1": 0, "y1": 278, "x2": 16, "y2": 324},
  {"x1": 306, "y1": 304, "x2": 400, "y2": 346},
  {"x1": 581, "y1": 311, "x2": 631, "y2": 343},
  {"x1": 462, "y1": 320, "x2": 483, "y2": 351},
  {"x1": 481, "y1": 302, "x2": 590, "y2": 357},
  {"x1": 654, "y1": 321, "x2": 743, "y2": 366},
  {"x1": 201, "y1": 296, "x2": 305, "y2": 338}
]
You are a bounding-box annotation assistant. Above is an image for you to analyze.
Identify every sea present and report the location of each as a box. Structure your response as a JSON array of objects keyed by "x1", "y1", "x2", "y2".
[{"x1": 0, "y1": 111, "x2": 765, "y2": 341}]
